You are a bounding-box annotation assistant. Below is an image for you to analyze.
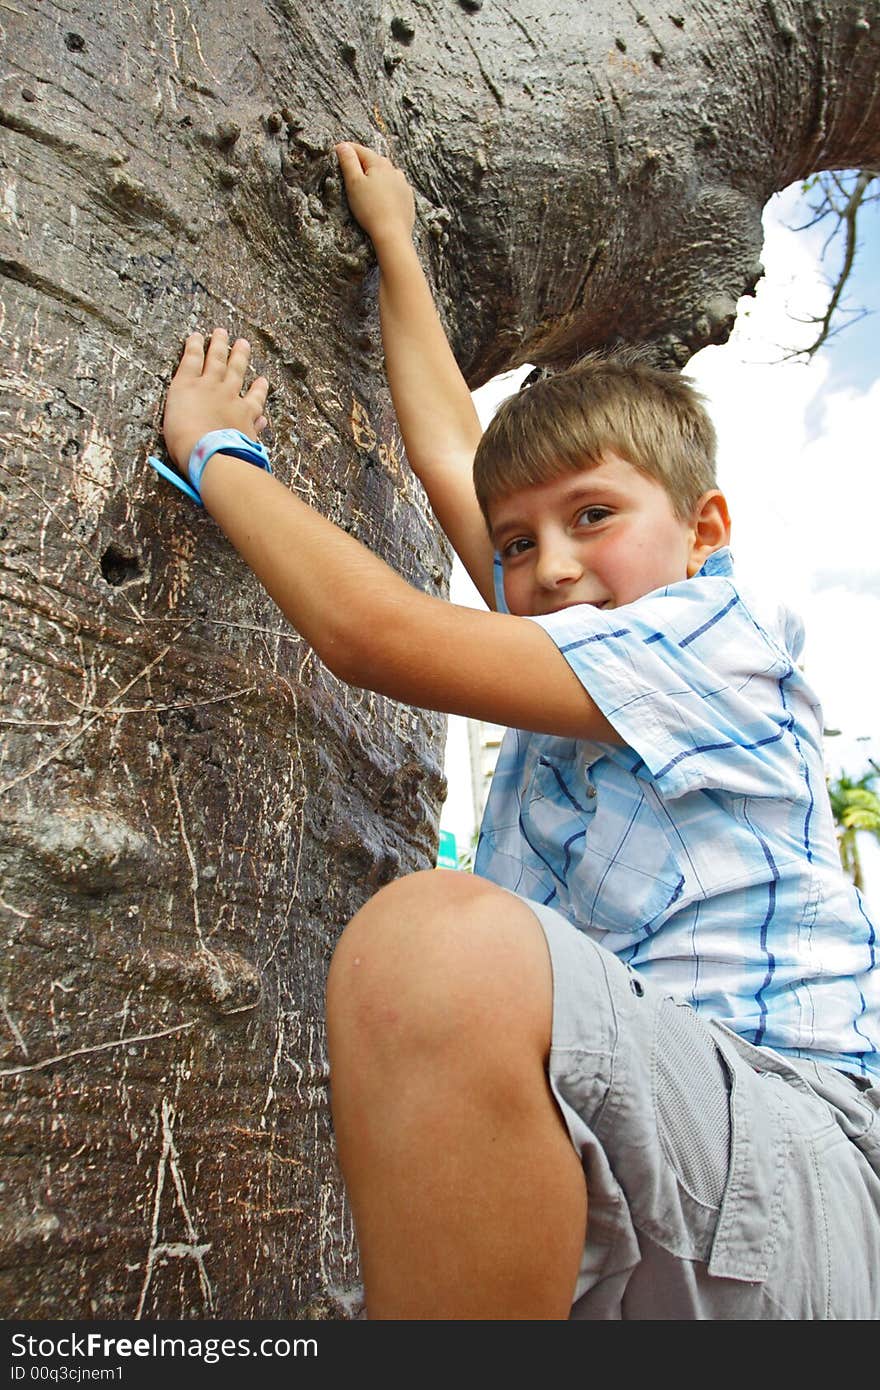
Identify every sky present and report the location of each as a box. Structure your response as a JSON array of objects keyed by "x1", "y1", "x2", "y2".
[{"x1": 441, "y1": 176, "x2": 880, "y2": 903}]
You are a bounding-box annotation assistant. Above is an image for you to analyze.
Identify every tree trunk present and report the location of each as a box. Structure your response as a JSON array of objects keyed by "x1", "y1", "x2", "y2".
[{"x1": 2, "y1": 0, "x2": 879, "y2": 1319}]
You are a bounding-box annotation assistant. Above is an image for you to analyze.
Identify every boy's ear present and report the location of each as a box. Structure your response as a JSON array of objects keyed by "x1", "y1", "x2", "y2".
[{"x1": 687, "y1": 490, "x2": 731, "y2": 577}]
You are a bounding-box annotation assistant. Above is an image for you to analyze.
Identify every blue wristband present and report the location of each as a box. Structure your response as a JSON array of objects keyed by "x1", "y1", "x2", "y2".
[
  {"x1": 147, "y1": 429, "x2": 272, "y2": 507},
  {"x1": 188, "y1": 429, "x2": 272, "y2": 494}
]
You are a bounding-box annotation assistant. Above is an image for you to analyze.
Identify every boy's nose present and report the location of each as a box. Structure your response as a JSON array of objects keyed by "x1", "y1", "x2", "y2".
[{"x1": 536, "y1": 546, "x2": 583, "y2": 588}]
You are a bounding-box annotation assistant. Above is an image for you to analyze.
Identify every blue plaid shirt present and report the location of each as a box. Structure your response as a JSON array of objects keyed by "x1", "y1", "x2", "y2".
[{"x1": 474, "y1": 548, "x2": 879, "y2": 1081}]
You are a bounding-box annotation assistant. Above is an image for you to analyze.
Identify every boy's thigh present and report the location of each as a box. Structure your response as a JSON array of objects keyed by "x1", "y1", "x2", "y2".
[{"x1": 524, "y1": 896, "x2": 880, "y2": 1320}]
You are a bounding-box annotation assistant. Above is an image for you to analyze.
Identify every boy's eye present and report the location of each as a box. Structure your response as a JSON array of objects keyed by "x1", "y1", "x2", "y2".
[
  {"x1": 502, "y1": 537, "x2": 534, "y2": 559},
  {"x1": 577, "y1": 506, "x2": 612, "y2": 526}
]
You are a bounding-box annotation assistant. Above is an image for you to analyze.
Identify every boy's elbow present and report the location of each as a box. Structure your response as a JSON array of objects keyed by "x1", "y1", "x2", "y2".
[
  {"x1": 311, "y1": 619, "x2": 361, "y2": 685},
  {"x1": 315, "y1": 596, "x2": 415, "y2": 698},
  {"x1": 321, "y1": 639, "x2": 367, "y2": 688},
  {"x1": 313, "y1": 614, "x2": 385, "y2": 691}
]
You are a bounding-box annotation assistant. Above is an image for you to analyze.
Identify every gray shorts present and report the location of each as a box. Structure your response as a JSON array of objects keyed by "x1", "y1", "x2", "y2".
[{"x1": 527, "y1": 898, "x2": 880, "y2": 1320}]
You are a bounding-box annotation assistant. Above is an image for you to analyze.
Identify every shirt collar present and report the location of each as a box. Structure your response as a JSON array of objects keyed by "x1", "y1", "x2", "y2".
[{"x1": 696, "y1": 546, "x2": 734, "y2": 579}]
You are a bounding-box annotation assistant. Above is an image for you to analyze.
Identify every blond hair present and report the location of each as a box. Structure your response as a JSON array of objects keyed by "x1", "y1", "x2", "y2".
[{"x1": 473, "y1": 352, "x2": 717, "y2": 523}]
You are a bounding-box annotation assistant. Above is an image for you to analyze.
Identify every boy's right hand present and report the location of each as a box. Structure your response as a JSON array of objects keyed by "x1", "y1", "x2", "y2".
[
  {"x1": 335, "y1": 142, "x2": 415, "y2": 253},
  {"x1": 162, "y1": 329, "x2": 269, "y2": 478}
]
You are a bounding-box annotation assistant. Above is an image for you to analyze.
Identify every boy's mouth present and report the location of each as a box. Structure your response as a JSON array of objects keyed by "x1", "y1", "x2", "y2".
[{"x1": 543, "y1": 598, "x2": 610, "y2": 614}]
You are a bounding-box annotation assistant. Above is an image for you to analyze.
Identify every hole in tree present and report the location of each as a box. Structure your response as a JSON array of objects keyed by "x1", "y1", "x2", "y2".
[
  {"x1": 100, "y1": 545, "x2": 143, "y2": 587},
  {"x1": 65, "y1": 32, "x2": 85, "y2": 51}
]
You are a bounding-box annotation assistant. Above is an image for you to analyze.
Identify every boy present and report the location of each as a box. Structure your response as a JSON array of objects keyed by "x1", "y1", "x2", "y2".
[{"x1": 153, "y1": 143, "x2": 880, "y2": 1319}]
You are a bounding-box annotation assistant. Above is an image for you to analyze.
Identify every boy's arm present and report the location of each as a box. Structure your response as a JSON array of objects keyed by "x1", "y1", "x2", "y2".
[
  {"x1": 336, "y1": 143, "x2": 497, "y2": 609},
  {"x1": 161, "y1": 331, "x2": 617, "y2": 743}
]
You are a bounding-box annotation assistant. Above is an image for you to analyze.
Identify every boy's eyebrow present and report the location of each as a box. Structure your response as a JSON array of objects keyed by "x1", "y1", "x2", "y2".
[
  {"x1": 489, "y1": 476, "x2": 621, "y2": 542},
  {"x1": 489, "y1": 509, "x2": 534, "y2": 545},
  {"x1": 555, "y1": 477, "x2": 621, "y2": 505}
]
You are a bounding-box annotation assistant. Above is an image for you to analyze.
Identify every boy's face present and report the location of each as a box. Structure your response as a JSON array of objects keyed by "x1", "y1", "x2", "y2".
[{"x1": 489, "y1": 452, "x2": 714, "y2": 617}]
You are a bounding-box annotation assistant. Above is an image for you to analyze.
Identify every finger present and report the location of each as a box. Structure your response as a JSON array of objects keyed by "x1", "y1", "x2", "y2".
[
  {"x1": 227, "y1": 337, "x2": 251, "y2": 389},
  {"x1": 335, "y1": 142, "x2": 365, "y2": 182},
  {"x1": 244, "y1": 375, "x2": 270, "y2": 412},
  {"x1": 350, "y1": 141, "x2": 387, "y2": 172},
  {"x1": 203, "y1": 327, "x2": 230, "y2": 379},
  {"x1": 172, "y1": 331, "x2": 206, "y2": 382},
  {"x1": 253, "y1": 415, "x2": 268, "y2": 435}
]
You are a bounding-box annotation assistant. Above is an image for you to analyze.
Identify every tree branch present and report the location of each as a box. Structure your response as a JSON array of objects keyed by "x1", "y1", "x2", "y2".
[{"x1": 788, "y1": 169, "x2": 879, "y2": 360}]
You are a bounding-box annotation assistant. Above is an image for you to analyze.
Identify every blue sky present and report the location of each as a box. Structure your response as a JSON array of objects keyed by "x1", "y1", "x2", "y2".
[{"x1": 812, "y1": 186, "x2": 880, "y2": 400}]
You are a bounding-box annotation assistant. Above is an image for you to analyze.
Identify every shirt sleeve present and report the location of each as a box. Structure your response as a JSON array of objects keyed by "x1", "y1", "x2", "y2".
[{"x1": 529, "y1": 575, "x2": 813, "y2": 802}]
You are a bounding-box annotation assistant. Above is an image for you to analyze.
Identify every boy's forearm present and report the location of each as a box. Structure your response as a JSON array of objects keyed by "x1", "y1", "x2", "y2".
[
  {"x1": 335, "y1": 142, "x2": 479, "y2": 469},
  {"x1": 375, "y1": 234, "x2": 482, "y2": 470},
  {"x1": 374, "y1": 235, "x2": 496, "y2": 607},
  {"x1": 196, "y1": 453, "x2": 615, "y2": 743},
  {"x1": 156, "y1": 327, "x2": 615, "y2": 742},
  {"x1": 199, "y1": 454, "x2": 405, "y2": 678},
  {"x1": 333, "y1": 142, "x2": 494, "y2": 601}
]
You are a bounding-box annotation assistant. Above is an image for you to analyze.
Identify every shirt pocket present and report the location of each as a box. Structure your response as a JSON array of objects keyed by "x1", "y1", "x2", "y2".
[
  {"x1": 521, "y1": 753, "x2": 686, "y2": 941},
  {"x1": 519, "y1": 752, "x2": 597, "y2": 891}
]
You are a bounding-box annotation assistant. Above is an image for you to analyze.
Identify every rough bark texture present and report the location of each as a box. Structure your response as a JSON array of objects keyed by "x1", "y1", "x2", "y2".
[{"x1": 1, "y1": 0, "x2": 879, "y2": 1319}]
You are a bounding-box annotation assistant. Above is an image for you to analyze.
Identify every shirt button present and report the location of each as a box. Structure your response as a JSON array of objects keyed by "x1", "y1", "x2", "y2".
[{"x1": 585, "y1": 783, "x2": 597, "y2": 798}]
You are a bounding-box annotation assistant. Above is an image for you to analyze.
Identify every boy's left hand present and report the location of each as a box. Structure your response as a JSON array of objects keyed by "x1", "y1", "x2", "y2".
[
  {"x1": 335, "y1": 142, "x2": 415, "y2": 252},
  {"x1": 162, "y1": 328, "x2": 269, "y2": 476}
]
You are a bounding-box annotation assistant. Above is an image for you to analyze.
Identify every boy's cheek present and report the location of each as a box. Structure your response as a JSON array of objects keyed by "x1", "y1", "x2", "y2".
[{"x1": 502, "y1": 579, "x2": 531, "y2": 617}]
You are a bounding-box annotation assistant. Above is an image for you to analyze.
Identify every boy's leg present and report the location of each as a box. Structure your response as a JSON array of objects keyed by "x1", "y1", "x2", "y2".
[{"x1": 325, "y1": 870, "x2": 588, "y2": 1319}]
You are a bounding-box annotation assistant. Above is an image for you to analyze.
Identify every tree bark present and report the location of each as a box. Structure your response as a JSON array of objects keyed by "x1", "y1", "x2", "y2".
[{"x1": 1, "y1": 0, "x2": 879, "y2": 1319}]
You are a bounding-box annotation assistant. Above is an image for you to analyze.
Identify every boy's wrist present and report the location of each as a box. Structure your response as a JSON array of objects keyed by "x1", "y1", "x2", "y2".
[
  {"x1": 371, "y1": 225, "x2": 417, "y2": 263},
  {"x1": 163, "y1": 423, "x2": 212, "y2": 478},
  {"x1": 188, "y1": 430, "x2": 271, "y2": 493},
  {"x1": 148, "y1": 429, "x2": 272, "y2": 508}
]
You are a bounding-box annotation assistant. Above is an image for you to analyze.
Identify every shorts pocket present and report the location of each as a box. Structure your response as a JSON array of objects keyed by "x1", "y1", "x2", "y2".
[
  {"x1": 706, "y1": 1034, "x2": 791, "y2": 1283},
  {"x1": 654, "y1": 1000, "x2": 731, "y2": 1209}
]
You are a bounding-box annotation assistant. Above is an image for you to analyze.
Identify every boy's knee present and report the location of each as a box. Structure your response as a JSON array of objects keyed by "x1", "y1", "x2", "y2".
[
  {"x1": 326, "y1": 871, "x2": 553, "y2": 1069},
  {"x1": 336, "y1": 867, "x2": 494, "y2": 943},
  {"x1": 327, "y1": 870, "x2": 497, "y2": 1042},
  {"x1": 330, "y1": 868, "x2": 497, "y2": 976}
]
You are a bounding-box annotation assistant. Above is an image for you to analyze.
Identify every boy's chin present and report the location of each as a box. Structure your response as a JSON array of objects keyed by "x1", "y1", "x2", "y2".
[{"x1": 532, "y1": 598, "x2": 613, "y2": 616}]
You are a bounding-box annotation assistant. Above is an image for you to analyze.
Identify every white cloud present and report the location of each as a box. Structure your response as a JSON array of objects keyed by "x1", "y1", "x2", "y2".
[{"x1": 472, "y1": 367, "x2": 529, "y2": 428}]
